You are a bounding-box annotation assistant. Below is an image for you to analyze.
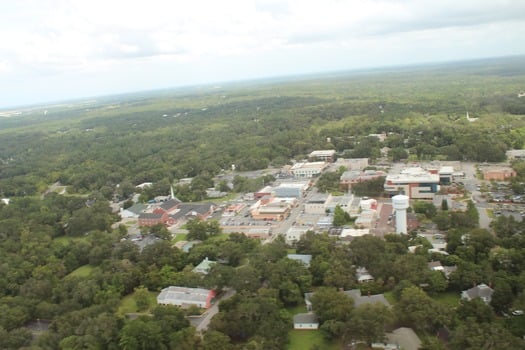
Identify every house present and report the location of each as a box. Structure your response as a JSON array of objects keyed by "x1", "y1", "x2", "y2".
[
  {"x1": 506, "y1": 149, "x2": 525, "y2": 161},
  {"x1": 428, "y1": 261, "x2": 457, "y2": 279},
  {"x1": 173, "y1": 240, "x2": 202, "y2": 253},
  {"x1": 461, "y1": 283, "x2": 494, "y2": 304},
  {"x1": 304, "y1": 289, "x2": 390, "y2": 312},
  {"x1": 287, "y1": 254, "x2": 312, "y2": 267},
  {"x1": 192, "y1": 257, "x2": 216, "y2": 275},
  {"x1": 356, "y1": 267, "x2": 374, "y2": 283},
  {"x1": 372, "y1": 327, "x2": 422, "y2": 350},
  {"x1": 293, "y1": 313, "x2": 319, "y2": 330},
  {"x1": 344, "y1": 289, "x2": 391, "y2": 308},
  {"x1": 120, "y1": 203, "x2": 147, "y2": 218},
  {"x1": 157, "y1": 286, "x2": 216, "y2": 309}
]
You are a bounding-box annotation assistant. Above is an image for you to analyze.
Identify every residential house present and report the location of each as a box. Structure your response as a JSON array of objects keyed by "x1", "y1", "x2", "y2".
[
  {"x1": 287, "y1": 254, "x2": 312, "y2": 267},
  {"x1": 192, "y1": 257, "x2": 216, "y2": 275},
  {"x1": 356, "y1": 267, "x2": 374, "y2": 283},
  {"x1": 305, "y1": 289, "x2": 390, "y2": 312},
  {"x1": 157, "y1": 286, "x2": 216, "y2": 309},
  {"x1": 293, "y1": 313, "x2": 319, "y2": 330},
  {"x1": 372, "y1": 327, "x2": 422, "y2": 350},
  {"x1": 428, "y1": 261, "x2": 457, "y2": 279},
  {"x1": 461, "y1": 283, "x2": 494, "y2": 304},
  {"x1": 120, "y1": 203, "x2": 147, "y2": 219}
]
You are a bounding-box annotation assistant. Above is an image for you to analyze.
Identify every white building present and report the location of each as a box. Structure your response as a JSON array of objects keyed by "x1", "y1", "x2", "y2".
[
  {"x1": 290, "y1": 162, "x2": 328, "y2": 178},
  {"x1": 285, "y1": 226, "x2": 312, "y2": 245},
  {"x1": 157, "y1": 286, "x2": 216, "y2": 309},
  {"x1": 384, "y1": 167, "x2": 440, "y2": 199},
  {"x1": 308, "y1": 150, "x2": 336, "y2": 162},
  {"x1": 273, "y1": 182, "x2": 309, "y2": 198}
]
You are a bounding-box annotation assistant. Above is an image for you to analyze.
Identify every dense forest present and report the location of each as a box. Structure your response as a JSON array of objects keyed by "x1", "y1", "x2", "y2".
[{"x1": 1, "y1": 56, "x2": 525, "y2": 349}]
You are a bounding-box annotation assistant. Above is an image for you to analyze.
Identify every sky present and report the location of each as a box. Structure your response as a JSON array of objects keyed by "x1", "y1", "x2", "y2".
[{"x1": 1, "y1": 0, "x2": 524, "y2": 109}]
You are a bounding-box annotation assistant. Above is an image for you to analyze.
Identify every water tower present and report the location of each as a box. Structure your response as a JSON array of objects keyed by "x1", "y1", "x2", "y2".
[{"x1": 392, "y1": 194, "x2": 409, "y2": 234}]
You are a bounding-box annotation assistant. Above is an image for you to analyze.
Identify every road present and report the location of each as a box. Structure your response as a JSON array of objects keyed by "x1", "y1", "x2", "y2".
[{"x1": 195, "y1": 288, "x2": 236, "y2": 332}]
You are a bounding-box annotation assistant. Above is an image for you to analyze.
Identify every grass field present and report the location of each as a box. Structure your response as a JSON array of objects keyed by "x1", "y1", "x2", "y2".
[
  {"x1": 287, "y1": 330, "x2": 340, "y2": 350},
  {"x1": 67, "y1": 265, "x2": 94, "y2": 278},
  {"x1": 431, "y1": 291, "x2": 461, "y2": 307},
  {"x1": 118, "y1": 290, "x2": 159, "y2": 315}
]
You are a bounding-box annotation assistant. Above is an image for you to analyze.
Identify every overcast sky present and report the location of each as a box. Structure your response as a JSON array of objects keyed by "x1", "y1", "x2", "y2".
[{"x1": 1, "y1": 0, "x2": 524, "y2": 108}]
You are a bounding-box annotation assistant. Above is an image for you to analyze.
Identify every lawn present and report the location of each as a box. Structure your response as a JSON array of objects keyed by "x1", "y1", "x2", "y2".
[
  {"x1": 172, "y1": 233, "x2": 188, "y2": 242},
  {"x1": 431, "y1": 291, "x2": 460, "y2": 307},
  {"x1": 118, "y1": 290, "x2": 159, "y2": 315},
  {"x1": 287, "y1": 330, "x2": 339, "y2": 350},
  {"x1": 67, "y1": 265, "x2": 94, "y2": 278}
]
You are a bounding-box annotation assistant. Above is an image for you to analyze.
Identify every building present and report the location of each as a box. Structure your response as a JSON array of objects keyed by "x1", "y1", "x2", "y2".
[
  {"x1": 481, "y1": 166, "x2": 516, "y2": 181},
  {"x1": 428, "y1": 261, "x2": 457, "y2": 279},
  {"x1": 157, "y1": 286, "x2": 216, "y2": 309},
  {"x1": 308, "y1": 150, "x2": 336, "y2": 162},
  {"x1": 506, "y1": 149, "x2": 525, "y2": 160},
  {"x1": 192, "y1": 257, "x2": 216, "y2": 275},
  {"x1": 285, "y1": 226, "x2": 311, "y2": 245},
  {"x1": 461, "y1": 283, "x2": 494, "y2": 304},
  {"x1": 250, "y1": 197, "x2": 296, "y2": 221},
  {"x1": 356, "y1": 267, "x2": 374, "y2": 283},
  {"x1": 120, "y1": 203, "x2": 147, "y2": 219},
  {"x1": 254, "y1": 185, "x2": 274, "y2": 199},
  {"x1": 290, "y1": 162, "x2": 328, "y2": 178},
  {"x1": 273, "y1": 182, "x2": 309, "y2": 198},
  {"x1": 287, "y1": 254, "x2": 312, "y2": 267},
  {"x1": 293, "y1": 313, "x2": 319, "y2": 330},
  {"x1": 340, "y1": 170, "x2": 386, "y2": 190},
  {"x1": 305, "y1": 289, "x2": 390, "y2": 312},
  {"x1": 304, "y1": 193, "x2": 331, "y2": 214},
  {"x1": 138, "y1": 212, "x2": 168, "y2": 227},
  {"x1": 334, "y1": 157, "x2": 369, "y2": 171},
  {"x1": 438, "y1": 166, "x2": 455, "y2": 184},
  {"x1": 169, "y1": 203, "x2": 216, "y2": 223},
  {"x1": 384, "y1": 167, "x2": 440, "y2": 199}
]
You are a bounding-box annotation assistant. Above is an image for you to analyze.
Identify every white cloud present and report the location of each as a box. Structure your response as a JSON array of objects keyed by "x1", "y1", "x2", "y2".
[{"x1": 0, "y1": 0, "x2": 524, "y2": 107}]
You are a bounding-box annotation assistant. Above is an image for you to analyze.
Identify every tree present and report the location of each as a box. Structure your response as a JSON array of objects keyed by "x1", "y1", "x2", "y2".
[
  {"x1": 332, "y1": 205, "x2": 351, "y2": 227},
  {"x1": 119, "y1": 317, "x2": 165, "y2": 350},
  {"x1": 134, "y1": 286, "x2": 150, "y2": 311},
  {"x1": 394, "y1": 286, "x2": 450, "y2": 332},
  {"x1": 441, "y1": 198, "x2": 449, "y2": 211},
  {"x1": 450, "y1": 319, "x2": 525, "y2": 350},
  {"x1": 310, "y1": 287, "x2": 354, "y2": 323},
  {"x1": 349, "y1": 303, "x2": 393, "y2": 345}
]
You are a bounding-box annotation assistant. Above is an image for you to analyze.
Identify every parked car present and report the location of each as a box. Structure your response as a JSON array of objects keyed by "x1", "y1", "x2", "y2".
[{"x1": 511, "y1": 310, "x2": 524, "y2": 316}]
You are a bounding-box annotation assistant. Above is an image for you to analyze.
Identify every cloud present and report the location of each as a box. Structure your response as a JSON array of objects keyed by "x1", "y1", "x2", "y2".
[{"x1": 0, "y1": 0, "x2": 524, "y2": 107}]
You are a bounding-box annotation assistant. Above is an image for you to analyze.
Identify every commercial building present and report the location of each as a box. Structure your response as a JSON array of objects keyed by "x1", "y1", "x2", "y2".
[
  {"x1": 157, "y1": 286, "x2": 216, "y2": 309},
  {"x1": 304, "y1": 193, "x2": 332, "y2": 214},
  {"x1": 308, "y1": 150, "x2": 336, "y2": 162},
  {"x1": 290, "y1": 162, "x2": 328, "y2": 178},
  {"x1": 273, "y1": 182, "x2": 309, "y2": 198},
  {"x1": 481, "y1": 166, "x2": 516, "y2": 181},
  {"x1": 285, "y1": 226, "x2": 312, "y2": 245},
  {"x1": 340, "y1": 170, "x2": 386, "y2": 190},
  {"x1": 384, "y1": 167, "x2": 440, "y2": 199}
]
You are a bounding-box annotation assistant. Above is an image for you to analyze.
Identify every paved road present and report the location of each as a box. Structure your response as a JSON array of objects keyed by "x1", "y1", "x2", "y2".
[{"x1": 196, "y1": 288, "x2": 236, "y2": 332}]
